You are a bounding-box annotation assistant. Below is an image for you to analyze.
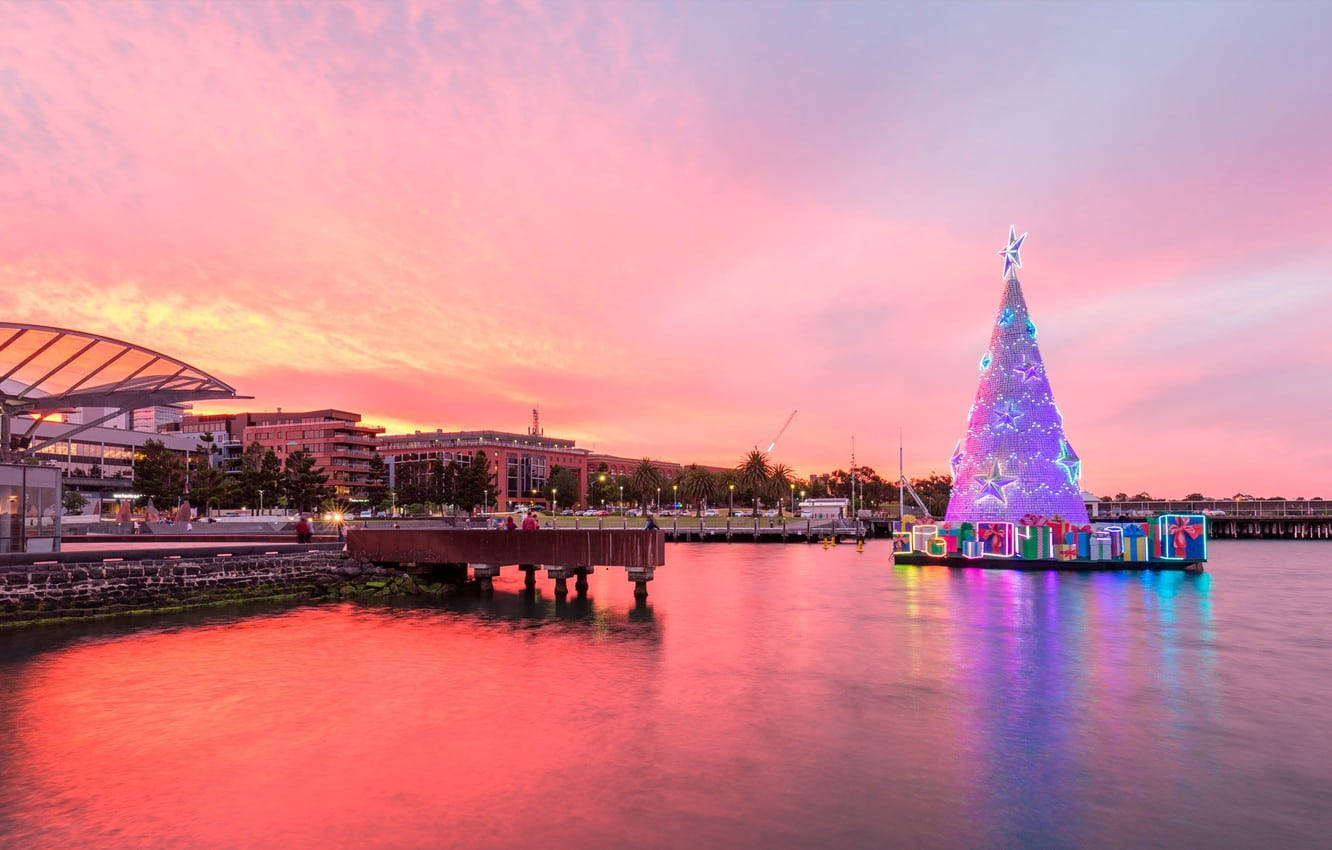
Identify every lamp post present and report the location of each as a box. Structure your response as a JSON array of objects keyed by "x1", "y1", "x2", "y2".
[
  {"x1": 790, "y1": 483, "x2": 795, "y2": 515},
  {"x1": 484, "y1": 488, "x2": 489, "y2": 514},
  {"x1": 672, "y1": 483, "x2": 678, "y2": 510},
  {"x1": 552, "y1": 487, "x2": 558, "y2": 512},
  {"x1": 656, "y1": 487, "x2": 661, "y2": 512},
  {"x1": 729, "y1": 483, "x2": 735, "y2": 515},
  {"x1": 619, "y1": 485, "x2": 624, "y2": 512},
  {"x1": 258, "y1": 489, "x2": 264, "y2": 516}
]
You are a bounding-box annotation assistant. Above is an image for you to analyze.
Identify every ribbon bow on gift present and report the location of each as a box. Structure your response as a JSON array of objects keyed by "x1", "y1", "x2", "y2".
[
  {"x1": 1122, "y1": 524, "x2": 1148, "y2": 540},
  {"x1": 979, "y1": 525, "x2": 1008, "y2": 549},
  {"x1": 1169, "y1": 517, "x2": 1203, "y2": 557},
  {"x1": 1019, "y1": 513, "x2": 1047, "y2": 527}
]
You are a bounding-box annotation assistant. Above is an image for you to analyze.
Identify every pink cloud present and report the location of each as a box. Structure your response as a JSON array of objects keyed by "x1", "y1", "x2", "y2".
[{"x1": 1, "y1": 1, "x2": 1329, "y2": 497}]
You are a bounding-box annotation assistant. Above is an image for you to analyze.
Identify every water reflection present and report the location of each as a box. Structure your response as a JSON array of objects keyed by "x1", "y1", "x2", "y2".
[{"x1": 0, "y1": 543, "x2": 1327, "y2": 850}]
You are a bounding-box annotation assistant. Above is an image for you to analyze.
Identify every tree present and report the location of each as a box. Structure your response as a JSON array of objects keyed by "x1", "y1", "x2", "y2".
[
  {"x1": 283, "y1": 450, "x2": 331, "y2": 512},
  {"x1": 767, "y1": 463, "x2": 794, "y2": 510},
  {"x1": 586, "y1": 462, "x2": 616, "y2": 508},
  {"x1": 427, "y1": 459, "x2": 446, "y2": 511},
  {"x1": 239, "y1": 441, "x2": 281, "y2": 512},
  {"x1": 909, "y1": 473, "x2": 953, "y2": 518},
  {"x1": 676, "y1": 465, "x2": 716, "y2": 516},
  {"x1": 190, "y1": 461, "x2": 237, "y2": 514},
  {"x1": 62, "y1": 488, "x2": 88, "y2": 515},
  {"x1": 542, "y1": 465, "x2": 580, "y2": 509},
  {"x1": 1113, "y1": 492, "x2": 1128, "y2": 501},
  {"x1": 737, "y1": 449, "x2": 772, "y2": 515},
  {"x1": 455, "y1": 450, "x2": 492, "y2": 512},
  {"x1": 134, "y1": 439, "x2": 186, "y2": 507},
  {"x1": 1131, "y1": 491, "x2": 1153, "y2": 501},
  {"x1": 629, "y1": 459, "x2": 667, "y2": 508},
  {"x1": 366, "y1": 454, "x2": 390, "y2": 512},
  {"x1": 1183, "y1": 492, "x2": 1206, "y2": 501}
]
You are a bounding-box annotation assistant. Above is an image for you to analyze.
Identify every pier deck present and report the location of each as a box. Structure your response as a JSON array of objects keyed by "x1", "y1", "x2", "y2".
[{"x1": 346, "y1": 528, "x2": 665, "y2": 596}]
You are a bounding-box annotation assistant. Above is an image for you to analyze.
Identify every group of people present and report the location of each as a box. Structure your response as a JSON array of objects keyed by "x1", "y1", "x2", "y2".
[{"x1": 491, "y1": 512, "x2": 659, "y2": 531}]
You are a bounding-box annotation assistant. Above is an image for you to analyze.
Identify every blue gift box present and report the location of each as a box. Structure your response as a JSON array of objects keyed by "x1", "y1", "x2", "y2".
[
  {"x1": 1070, "y1": 530, "x2": 1091, "y2": 559},
  {"x1": 1156, "y1": 514, "x2": 1207, "y2": 561}
]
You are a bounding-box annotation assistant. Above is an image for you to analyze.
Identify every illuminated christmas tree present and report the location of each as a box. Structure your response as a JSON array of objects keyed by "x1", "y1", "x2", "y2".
[{"x1": 944, "y1": 228, "x2": 1090, "y2": 525}]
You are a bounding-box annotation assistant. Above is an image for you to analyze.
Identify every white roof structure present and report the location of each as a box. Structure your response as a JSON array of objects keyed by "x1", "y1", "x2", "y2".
[{"x1": 0, "y1": 322, "x2": 244, "y2": 461}]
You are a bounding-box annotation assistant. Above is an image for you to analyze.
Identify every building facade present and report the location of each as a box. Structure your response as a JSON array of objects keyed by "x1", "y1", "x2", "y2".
[
  {"x1": 377, "y1": 429, "x2": 589, "y2": 511},
  {"x1": 239, "y1": 410, "x2": 383, "y2": 500},
  {"x1": 132, "y1": 404, "x2": 187, "y2": 432}
]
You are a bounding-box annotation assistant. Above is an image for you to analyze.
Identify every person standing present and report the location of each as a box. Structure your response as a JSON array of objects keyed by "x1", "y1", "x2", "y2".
[
  {"x1": 294, "y1": 514, "x2": 312, "y2": 543},
  {"x1": 522, "y1": 513, "x2": 538, "y2": 531}
]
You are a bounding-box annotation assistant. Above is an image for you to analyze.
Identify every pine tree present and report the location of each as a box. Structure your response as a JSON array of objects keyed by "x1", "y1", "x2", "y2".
[
  {"x1": 945, "y1": 229, "x2": 1089, "y2": 524},
  {"x1": 455, "y1": 450, "x2": 492, "y2": 511},
  {"x1": 133, "y1": 439, "x2": 185, "y2": 507},
  {"x1": 365, "y1": 454, "x2": 390, "y2": 512},
  {"x1": 283, "y1": 450, "x2": 331, "y2": 512}
]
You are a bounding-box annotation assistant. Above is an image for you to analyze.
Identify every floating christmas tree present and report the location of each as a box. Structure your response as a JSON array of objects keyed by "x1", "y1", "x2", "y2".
[{"x1": 944, "y1": 227, "x2": 1090, "y2": 525}]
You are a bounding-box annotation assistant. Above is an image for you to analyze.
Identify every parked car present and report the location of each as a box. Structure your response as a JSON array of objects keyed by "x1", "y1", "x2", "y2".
[{"x1": 703, "y1": 509, "x2": 719, "y2": 517}]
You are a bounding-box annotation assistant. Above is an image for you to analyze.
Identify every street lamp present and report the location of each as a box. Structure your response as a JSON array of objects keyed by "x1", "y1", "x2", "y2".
[
  {"x1": 619, "y1": 485, "x2": 624, "y2": 511},
  {"x1": 672, "y1": 483, "x2": 678, "y2": 509},
  {"x1": 258, "y1": 489, "x2": 264, "y2": 515},
  {"x1": 484, "y1": 488, "x2": 489, "y2": 514},
  {"x1": 790, "y1": 483, "x2": 795, "y2": 515},
  {"x1": 656, "y1": 487, "x2": 661, "y2": 512},
  {"x1": 552, "y1": 487, "x2": 558, "y2": 512},
  {"x1": 729, "y1": 483, "x2": 735, "y2": 515}
]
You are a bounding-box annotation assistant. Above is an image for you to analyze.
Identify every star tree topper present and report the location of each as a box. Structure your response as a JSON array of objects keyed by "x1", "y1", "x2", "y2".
[{"x1": 997, "y1": 225, "x2": 1027, "y2": 280}]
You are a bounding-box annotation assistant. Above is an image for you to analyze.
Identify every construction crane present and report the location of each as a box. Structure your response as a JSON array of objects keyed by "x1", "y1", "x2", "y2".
[
  {"x1": 766, "y1": 410, "x2": 797, "y2": 453},
  {"x1": 898, "y1": 428, "x2": 934, "y2": 521}
]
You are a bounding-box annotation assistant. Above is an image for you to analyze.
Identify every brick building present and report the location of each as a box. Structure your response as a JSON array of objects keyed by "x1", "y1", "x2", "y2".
[{"x1": 377, "y1": 429, "x2": 589, "y2": 512}]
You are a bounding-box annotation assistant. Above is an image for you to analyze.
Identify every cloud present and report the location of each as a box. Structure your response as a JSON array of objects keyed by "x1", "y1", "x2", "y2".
[{"x1": 1, "y1": 1, "x2": 1329, "y2": 495}]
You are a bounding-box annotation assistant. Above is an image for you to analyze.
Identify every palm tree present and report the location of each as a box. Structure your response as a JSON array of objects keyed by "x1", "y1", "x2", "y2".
[
  {"x1": 629, "y1": 459, "x2": 667, "y2": 509},
  {"x1": 737, "y1": 449, "x2": 772, "y2": 517},
  {"x1": 677, "y1": 465, "x2": 716, "y2": 517},
  {"x1": 767, "y1": 463, "x2": 794, "y2": 511}
]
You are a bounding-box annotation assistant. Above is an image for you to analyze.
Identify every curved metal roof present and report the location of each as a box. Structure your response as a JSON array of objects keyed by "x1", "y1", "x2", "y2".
[{"x1": 0, "y1": 322, "x2": 239, "y2": 414}]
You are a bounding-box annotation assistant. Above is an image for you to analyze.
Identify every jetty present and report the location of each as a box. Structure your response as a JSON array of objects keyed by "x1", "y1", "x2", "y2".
[{"x1": 346, "y1": 528, "x2": 666, "y2": 598}]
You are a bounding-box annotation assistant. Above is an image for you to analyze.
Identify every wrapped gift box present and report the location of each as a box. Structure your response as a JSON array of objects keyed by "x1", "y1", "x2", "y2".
[
  {"x1": 911, "y1": 525, "x2": 938, "y2": 553},
  {"x1": 958, "y1": 522, "x2": 976, "y2": 542},
  {"x1": 926, "y1": 536, "x2": 947, "y2": 557},
  {"x1": 1017, "y1": 524, "x2": 1054, "y2": 559},
  {"x1": 1156, "y1": 514, "x2": 1207, "y2": 560},
  {"x1": 1091, "y1": 531, "x2": 1114, "y2": 560},
  {"x1": 936, "y1": 523, "x2": 960, "y2": 554},
  {"x1": 1101, "y1": 526, "x2": 1125, "y2": 559},
  {"x1": 977, "y1": 521, "x2": 1015, "y2": 557},
  {"x1": 1056, "y1": 543, "x2": 1078, "y2": 561},
  {"x1": 1121, "y1": 524, "x2": 1150, "y2": 561},
  {"x1": 961, "y1": 539, "x2": 982, "y2": 559},
  {"x1": 1072, "y1": 529, "x2": 1092, "y2": 559}
]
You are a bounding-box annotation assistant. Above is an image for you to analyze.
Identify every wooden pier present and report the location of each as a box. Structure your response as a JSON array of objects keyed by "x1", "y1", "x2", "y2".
[
  {"x1": 1206, "y1": 516, "x2": 1332, "y2": 539},
  {"x1": 346, "y1": 528, "x2": 665, "y2": 598}
]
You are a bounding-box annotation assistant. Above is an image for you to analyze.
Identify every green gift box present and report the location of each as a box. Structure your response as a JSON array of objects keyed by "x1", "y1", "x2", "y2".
[
  {"x1": 958, "y1": 522, "x2": 975, "y2": 542},
  {"x1": 1018, "y1": 525, "x2": 1054, "y2": 559}
]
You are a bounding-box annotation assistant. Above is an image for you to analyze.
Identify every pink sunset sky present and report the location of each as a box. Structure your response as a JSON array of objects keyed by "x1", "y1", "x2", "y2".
[{"x1": 1, "y1": 1, "x2": 1329, "y2": 498}]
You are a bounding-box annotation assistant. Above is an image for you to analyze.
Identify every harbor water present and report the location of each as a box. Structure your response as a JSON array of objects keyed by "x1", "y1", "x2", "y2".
[{"x1": 0, "y1": 540, "x2": 1328, "y2": 848}]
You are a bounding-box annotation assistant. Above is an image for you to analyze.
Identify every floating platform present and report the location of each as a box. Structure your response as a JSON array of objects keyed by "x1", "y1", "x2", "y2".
[{"x1": 892, "y1": 552, "x2": 1203, "y2": 571}]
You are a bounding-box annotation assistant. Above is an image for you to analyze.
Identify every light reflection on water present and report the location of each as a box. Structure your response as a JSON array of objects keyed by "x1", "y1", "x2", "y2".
[{"x1": 0, "y1": 541, "x2": 1327, "y2": 849}]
